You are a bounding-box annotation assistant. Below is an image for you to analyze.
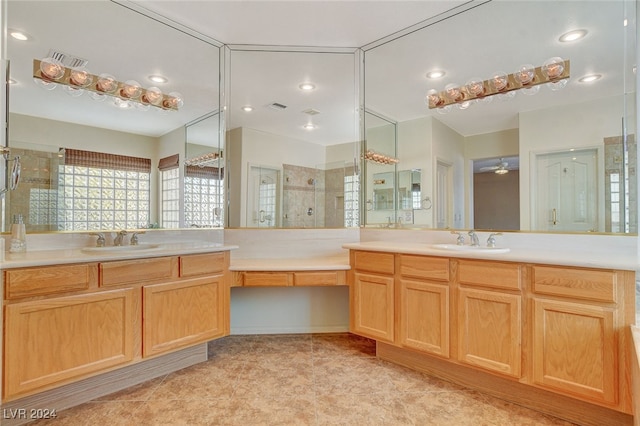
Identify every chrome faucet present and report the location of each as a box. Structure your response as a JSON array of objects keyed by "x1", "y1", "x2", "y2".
[
  {"x1": 90, "y1": 232, "x2": 105, "y2": 247},
  {"x1": 451, "y1": 231, "x2": 465, "y2": 245},
  {"x1": 114, "y1": 230, "x2": 128, "y2": 246},
  {"x1": 486, "y1": 232, "x2": 502, "y2": 248},
  {"x1": 468, "y1": 230, "x2": 480, "y2": 247},
  {"x1": 130, "y1": 231, "x2": 145, "y2": 245}
]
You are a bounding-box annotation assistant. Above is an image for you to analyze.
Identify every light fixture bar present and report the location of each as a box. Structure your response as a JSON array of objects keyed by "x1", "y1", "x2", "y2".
[
  {"x1": 33, "y1": 59, "x2": 181, "y2": 111},
  {"x1": 362, "y1": 150, "x2": 399, "y2": 165},
  {"x1": 185, "y1": 152, "x2": 221, "y2": 167},
  {"x1": 426, "y1": 59, "x2": 570, "y2": 109}
]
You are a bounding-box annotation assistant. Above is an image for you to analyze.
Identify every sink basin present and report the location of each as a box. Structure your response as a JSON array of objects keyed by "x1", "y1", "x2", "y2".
[
  {"x1": 81, "y1": 243, "x2": 162, "y2": 254},
  {"x1": 431, "y1": 244, "x2": 510, "y2": 254}
]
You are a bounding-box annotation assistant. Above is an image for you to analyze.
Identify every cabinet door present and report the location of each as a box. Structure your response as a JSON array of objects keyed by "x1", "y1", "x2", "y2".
[
  {"x1": 458, "y1": 288, "x2": 521, "y2": 377},
  {"x1": 143, "y1": 276, "x2": 226, "y2": 357},
  {"x1": 532, "y1": 298, "x2": 616, "y2": 405},
  {"x1": 400, "y1": 279, "x2": 449, "y2": 358},
  {"x1": 4, "y1": 289, "x2": 135, "y2": 399},
  {"x1": 351, "y1": 272, "x2": 394, "y2": 342}
]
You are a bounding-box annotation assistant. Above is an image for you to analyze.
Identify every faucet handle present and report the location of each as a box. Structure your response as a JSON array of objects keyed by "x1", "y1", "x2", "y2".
[
  {"x1": 486, "y1": 232, "x2": 503, "y2": 248},
  {"x1": 450, "y1": 231, "x2": 465, "y2": 245},
  {"x1": 90, "y1": 232, "x2": 105, "y2": 247},
  {"x1": 130, "y1": 231, "x2": 145, "y2": 246}
]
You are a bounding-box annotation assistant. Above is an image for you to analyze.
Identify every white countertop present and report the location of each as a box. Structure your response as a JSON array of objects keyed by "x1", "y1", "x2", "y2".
[
  {"x1": 343, "y1": 241, "x2": 640, "y2": 270},
  {"x1": 0, "y1": 242, "x2": 238, "y2": 269},
  {"x1": 230, "y1": 256, "x2": 350, "y2": 271}
]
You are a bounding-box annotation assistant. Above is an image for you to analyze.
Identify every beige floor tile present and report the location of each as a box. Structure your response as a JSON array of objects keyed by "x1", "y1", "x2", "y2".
[{"x1": 32, "y1": 401, "x2": 143, "y2": 426}]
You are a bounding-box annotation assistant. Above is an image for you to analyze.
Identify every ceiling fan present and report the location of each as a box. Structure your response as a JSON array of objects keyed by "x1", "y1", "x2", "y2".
[{"x1": 479, "y1": 158, "x2": 511, "y2": 174}]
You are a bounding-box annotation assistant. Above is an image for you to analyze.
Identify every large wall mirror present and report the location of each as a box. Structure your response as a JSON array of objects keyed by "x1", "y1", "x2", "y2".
[
  {"x1": 363, "y1": 0, "x2": 637, "y2": 234},
  {"x1": 225, "y1": 46, "x2": 360, "y2": 228},
  {"x1": 5, "y1": 0, "x2": 221, "y2": 232}
]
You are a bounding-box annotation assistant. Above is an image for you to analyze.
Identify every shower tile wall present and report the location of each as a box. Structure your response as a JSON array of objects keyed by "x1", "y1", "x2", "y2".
[
  {"x1": 282, "y1": 164, "x2": 325, "y2": 228},
  {"x1": 604, "y1": 135, "x2": 637, "y2": 233}
]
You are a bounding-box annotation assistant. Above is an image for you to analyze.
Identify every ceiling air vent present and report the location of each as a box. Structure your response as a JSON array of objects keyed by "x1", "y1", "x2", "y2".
[
  {"x1": 302, "y1": 108, "x2": 320, "y2": 116},
  {"x1": 47, "y1": 49, "x2": 89, "y2": 68},
  {"x1": 268, "y1": 102, "x2": 288, "y2": 111}
]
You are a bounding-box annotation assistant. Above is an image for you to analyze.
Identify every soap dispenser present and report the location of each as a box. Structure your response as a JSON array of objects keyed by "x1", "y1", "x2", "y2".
[{"x1": 10, "y1": 214, "x2": 26, "y2": 253}]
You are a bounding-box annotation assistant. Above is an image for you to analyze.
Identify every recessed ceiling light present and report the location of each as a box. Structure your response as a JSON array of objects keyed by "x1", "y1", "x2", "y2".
[
  {"x1": 559, "y1": 29, "x2": 588, "y2": 42},
  {"x1": 303, "y1": 123, "x2": 316, "y2": 130},
  {"x1": 241, "y1": 105, "x2": 253, "y2": 112},
  {"x1": 148, "y1": 75, "x2": 168, "y2": 84},
  {"x1": 579, "y1": 74, "x2": 602, "y2": 83},
  {"x1": 9, "y1": 30, "x2": 30, "y2": 41},
  {"x1": 426, "y1": 70, "x2": 446, "y2": 79},
  {"x1": 299, "y1": 83, "x2": 316, "y2": 91}
]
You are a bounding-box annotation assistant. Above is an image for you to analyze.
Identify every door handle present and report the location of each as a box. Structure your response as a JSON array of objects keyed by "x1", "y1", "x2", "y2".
[{"x1": 552, "y1": 208, "x2": 558, "y2": 225}]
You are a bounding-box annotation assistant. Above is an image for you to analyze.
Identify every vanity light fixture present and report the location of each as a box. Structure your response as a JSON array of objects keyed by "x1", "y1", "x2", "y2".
[
  {"x1": 425, "y1": 58, "x2": 570, "y2": 111},
  {"x1": 578, "y1": 74, "x2": 602, "y2": 83},
  {"x1": 559, "y1": 29, "x2": 588, "y2": 42},
  {"x1": 362, "y1": 150, "x2": 399, "y2": 165},
  {"x1": 185, "y1": 152, "x2": 221, "y2": 168},
  {"x1": 32, "y1": 58, "x2": 183, "y2": 111}
]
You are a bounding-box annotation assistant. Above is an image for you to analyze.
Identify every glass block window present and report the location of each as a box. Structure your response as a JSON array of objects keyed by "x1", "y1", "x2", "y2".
[
  {"x1": 29, "y1": 188, "x2": 58, "y2": 226},
  {"x1": 344, "y1": 174, "x2": 360, "y2": 227},
  {"x1": 161, "y1": 167, "x2": 181, "y2": 229},
  {"x1": 184, "y1": 169, "x2": 224, "y2": 227},
  {"x1": 57, "y1": 149, "x2": 151, "y2": 231}
]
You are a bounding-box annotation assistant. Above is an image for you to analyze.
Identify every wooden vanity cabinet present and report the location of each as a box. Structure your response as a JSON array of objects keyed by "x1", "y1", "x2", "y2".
[
  {"x1": 398, "y1": 254, "x2": 450, "y2": 358},
  {"x1": 2, "y1": 251, "x2": 230, "y2": 401},
  {"x1": 350, "y1": 251, "x2": 395, "y2": 342},
  {"x1": 456, "y1": 259, "x2": 523, "y2": 378}
]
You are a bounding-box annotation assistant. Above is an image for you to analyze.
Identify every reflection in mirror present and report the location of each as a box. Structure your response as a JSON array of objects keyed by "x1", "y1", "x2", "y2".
[
  {"x1": 225, "y1": 47, "x2": 359, "y2": 228},
  {"x1": 363, "y1": 0, "x2": 636, "y2": 234},
  {"x1": 6, "y1": 1, "x2": 220, "y2": 232}
]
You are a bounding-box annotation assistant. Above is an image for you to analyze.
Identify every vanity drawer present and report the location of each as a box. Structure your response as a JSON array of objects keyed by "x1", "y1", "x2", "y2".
[
  {"x1": 353, "y1": 251, "x2": 395, "y2": 275},
  {"x1": 180, "y1": 252, "x2": 226, "y2": 277},
  {"x1": 531, "y1": 265, "x2": 617, "y2": 303},
  {"x1": 100, "y1": 256, "x2": 178, "y2": 287},
  {"x1": 457, "y1": 259, "x2": 521, "y2": 291},
  {"x1": 242, "y1": 272, "x2": 292, "y2": 287},
  {"x1": 5, "y1": 263, "x2": 98, "y2": 299},
  {"x1": 294, "y1": 271, "x2": 346, "y2": 286},
  {"x1": 400, "y1": 255, "x2": 449, "y2": 282}
]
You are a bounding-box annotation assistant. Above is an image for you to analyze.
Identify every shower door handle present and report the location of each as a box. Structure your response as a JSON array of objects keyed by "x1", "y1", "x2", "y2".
[
  {"x1": 259, "y1": 210, "x2": 266, "y2": 223},
  {"x1": 552, "y1": 208, "x2": 558, "y2": 225}
]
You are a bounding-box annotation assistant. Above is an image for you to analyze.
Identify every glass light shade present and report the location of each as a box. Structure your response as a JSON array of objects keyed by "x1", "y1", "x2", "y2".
[
  {"x1": 135, "y1": 102, "x2": 150, "y2": 111},
  {"x1": 96, "y1": 74, "x2": 118, "y2": 93},
  {"x1": 89, "y1": 91, "x2": 107, "y2": 102},
  {"x1": 120, "y1": 80, "x2": 142, "y2": 99},
  {"x1": 114, "y1": 98, "x2": 133, "y2": 109},
  {"x1": 465, "y1": 78, "x2": 485, "y2": 97},
  {"x1": 547, "y1": 79, "x2": 568, "y2": 91},
  {"x1": 425, "y1": 89, "x2": 443, "y2": 108},
  {"x1": 34, "y1": 78, "x2": 57, "y2": 91},
  {"x1": 542, "y1": 57, "x2": 565, "y2": 79},
  {"x1": 514, "y1": 64, "x2": 535, "y2": 85},
  {"x1": 69, "y1": 67, "x2": 93, "y2": 88},
  {"x1": 444, "y1": 83, "x2": 463, "y2": 101},
  {"x1": 63, "y1": 86, "x2": 84, "y2": 97},
  {"x1": 457, "y1": 100, "x2": 472, "y2": 110},
  {"x1": 141, "y1": 87, "x2": 163, "y2": 105},
  {"x1": 521, "y1": 85, "x2": 540, "y2": 95},
  {"x1": 162, "y1": 91, "x2": 184, "y2": 110},
  {"x1": 39, "y1": 57, "x2": 65, "y2": 81},
  {"x1": 491, "y1": 72, "x2": 508, "y2": 91}
]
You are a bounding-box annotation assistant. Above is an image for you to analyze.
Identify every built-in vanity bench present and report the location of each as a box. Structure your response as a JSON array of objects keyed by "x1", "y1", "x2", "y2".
[
  {"x1": 0, "y1": 242, "x2": 236, "y2": 425},
  {"x1": 230, "y1": 256, "x2": 350, "y2": 287},
  {"x1": 343, "y1": 241, "x2": 637, "y2": 426}
]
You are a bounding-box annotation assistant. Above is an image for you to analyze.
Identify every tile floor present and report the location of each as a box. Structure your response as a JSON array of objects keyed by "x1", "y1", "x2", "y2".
[{"x1": 35, "y1": 333, "x2": 576, "y2": 425}]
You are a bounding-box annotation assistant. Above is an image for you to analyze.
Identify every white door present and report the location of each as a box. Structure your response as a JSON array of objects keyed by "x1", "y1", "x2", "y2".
[
  {"x1": 247, "y1": 166, "x2": 280, "y2": 228},
  {"x1": 535, "y1": 149, "x2": 597, "y2": 232},
  {"x1": 435, "y1": 161, "x2": 452, "y2": 229}
]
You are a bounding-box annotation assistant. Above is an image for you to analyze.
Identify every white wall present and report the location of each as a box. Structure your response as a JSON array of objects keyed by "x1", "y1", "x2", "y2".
[
  {"x1": 519, "y1": 95, "x2": 624, "y2": 230},
  {"x1": 432, "y1": 118, "x2": 465, "y2": 229}
]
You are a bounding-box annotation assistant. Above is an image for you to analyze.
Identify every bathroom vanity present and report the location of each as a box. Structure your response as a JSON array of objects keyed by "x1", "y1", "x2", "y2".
[
  {"x1": 1, "y1": 243, "x2": 234, "y2": 408},
  {"x1": 343, "y1": 241, "x2": 636, "y2": 426}
]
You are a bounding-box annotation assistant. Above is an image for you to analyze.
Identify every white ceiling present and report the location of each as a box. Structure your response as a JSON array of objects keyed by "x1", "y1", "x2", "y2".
[{"x1": 6, "y1": 0, "x2": 635, "y2": 155}]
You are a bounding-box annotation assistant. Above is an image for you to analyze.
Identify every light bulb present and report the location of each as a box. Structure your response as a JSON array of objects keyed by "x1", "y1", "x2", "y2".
[
  {"x1": 69, "y1": 67, "x2": 93, "y2": 88},
  {"x1": 542, "y1": 57, "x2": 565, "y2": 79},
  {"x1": 444, "y1": 83, "x2": 463, "y2": 102},
  {"x1": 547, "y1": 79, "x2": 568, "y2": 91},
  {"x1": 120, "y1": 80, "x2": 142, "y2": 99},
  {"x1": 465, "y1": 78, "x2": 485, "y2": 97},
  {"x1": 162, "y1": 91, "x2": 184, "y2": 110},
  {"x1": 521, "y1": 85, "x2": 540, "y2": 96},
  {"x1": 96, "y1": 74, "x2": 118, "y2": 93},
  {"x1": 514, "y1": 64, "x2": 535, "y2": 85},
  {"x1": 141, "y1": 87, "x2": 163, "y2": 105},
  {"x1": 34, "y1": 78, "x2": 57, "y2": 91},
  {"x1": 63, "y1": 85, "x2": 84, "y2": 97},
  {"x1": 491, "y1": 72, "x2": 508, "y2": 91},
  {"x1": 39, "y1": 57, "x2": 65, "y2": 81},
  {"x1": 114, "y1": 98, "x2": 132, "y2": 109},
  {"x1": 425, "y1": 89, "x2": 443, "y2": 108},
  {"x1": 457, "y1": 100, "x2": 472, "y2": 110}
]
